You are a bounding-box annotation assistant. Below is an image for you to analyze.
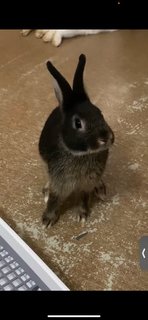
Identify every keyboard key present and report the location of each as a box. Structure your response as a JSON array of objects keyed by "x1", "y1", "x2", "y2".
[
  {"x1": 4, "y1": 284, "x2": 14, "y2": 291},
  {"x1": 0, "y1": 253, "x2": 4, "y2": 258},
  {"x1": 0, "y1": 246, "x2": 3, "y2": 251},
  {"x1": 7, "y1": 272, "x2": 16, "y2": 281},
  {"x1": 3, "y1": 250, "x2": 8, "y2": 255},
  {"x1": 5, "y1": 256, "x2": 13, "y2": 263},
  {"x1": 26, "y1": 280, "x2": 36, "y2": 288},
  {"x1": 15, "y1": 267, "x2": 24, "y2": 275},
  {"x1": 10, "y1": 261, "x2": 19, "y2": 269},
  {"x1": 2, "y1": 266, "x2": 11, "y2": 274},
  {"x1": 0, "y1": 260, "x2": 5, "y2": 268},
  {"x1": 21, "y1": 273, "x2": 30, "y2": 281},
  {"x1": 0, "y1": 250, "x2": 8, "y2": 257},
  {"x1": 0, "y1": 278, "x2": 7, "y2": 286},
  {"x1": 0, "y1": 252, "x2": 4, "y2": 257},
  {"x1": 18, "y1": 285, "x2": 27, "y2": 291},
  {"x1": 12, "y1": 279, "x2": 22, "y2": 287},
  {"x1": 32, "y1": 286, "x2": 41, "y2": 291}
]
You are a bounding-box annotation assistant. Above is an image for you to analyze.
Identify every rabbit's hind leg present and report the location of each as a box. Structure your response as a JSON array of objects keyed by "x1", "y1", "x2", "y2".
[
  {"x1": 94, "y1": 179, "x2": 106, "y2": 201},
  {"x1": 78, "y1": 192, "x2": 91, "y2": 226},
  {"x1": 42, "y1": 192, "x2": 60, "y2": 227},
  {"x1": 42, "y1": 181, "x2": 50, "y2": 204}
]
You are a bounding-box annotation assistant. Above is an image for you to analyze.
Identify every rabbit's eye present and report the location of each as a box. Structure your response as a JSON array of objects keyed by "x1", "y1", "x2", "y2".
[
  {"x1": 72, "y1": 115, "x2": 85, "y2": 131},
  {"x1": 75, "y1": 118, "x2": 82, "y2": 129}
]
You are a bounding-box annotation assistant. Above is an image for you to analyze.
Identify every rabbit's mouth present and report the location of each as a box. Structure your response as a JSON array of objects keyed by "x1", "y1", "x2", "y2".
[
  {"x1": 60, "y1": 137, "x2": 112, "y2": 156},
  {"x1": 88, "y1": 140, "x2": 113, "y2": 153},
  {"x1": 59, "y1": 133, "x2": 114, "y2": 156},
  {"x1": 73, "y1": 143, "x2": 111, "y2": 155}
]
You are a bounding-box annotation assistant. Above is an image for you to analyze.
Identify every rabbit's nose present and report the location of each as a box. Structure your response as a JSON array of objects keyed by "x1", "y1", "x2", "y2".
[
  {"x1": 99, "y1": 129, "x2": 109, "y2": 140},
  {"x1": 98, "y1": 129, "x2": 114, "y2": 147}
]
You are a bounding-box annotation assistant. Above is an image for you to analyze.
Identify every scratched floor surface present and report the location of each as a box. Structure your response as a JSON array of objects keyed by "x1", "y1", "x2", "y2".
[{"x1": 0, "y1": 30, "x2": 147, "y2": 290}]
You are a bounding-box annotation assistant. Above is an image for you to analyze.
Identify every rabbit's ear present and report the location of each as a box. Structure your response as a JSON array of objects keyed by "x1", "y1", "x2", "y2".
[
  {"x1": 72, "y1": 54, "x2": 89, "y2": 102},
  {"x1": 46, "y1": 61, "x2": 72, "y2": 109}
]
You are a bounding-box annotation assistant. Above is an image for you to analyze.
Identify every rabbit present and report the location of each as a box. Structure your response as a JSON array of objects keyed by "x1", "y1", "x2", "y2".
[
  {"x1": 21, "y1": 29, "x2": 116, "y2": 46},
  {"x1": 39, "y1": 54, "x2": 114, "y2": 227}
]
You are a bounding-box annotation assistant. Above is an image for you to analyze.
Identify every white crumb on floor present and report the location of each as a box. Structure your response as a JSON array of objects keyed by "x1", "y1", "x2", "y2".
[
  {"x1": 16, "y1": 221, "x2": 41, "y2": 240},
  {"x1": 62, "y1": 242, "x2": 77, "y2": 253},
  {"x1": 127, "y1": 96, "x2": 148, "y2": 113},
  {"x1": 128, "y1": 163, "x2": 139, "y2": 170},
  {"x1": 105, "y1": 274, "x2": 114, "y2": 290},
  {"x1": 112, "y1": 194, "x2": 120, "y2": 205},
  {"x1": 99, "y1": 251, "x2": 126, "y2": 266}
]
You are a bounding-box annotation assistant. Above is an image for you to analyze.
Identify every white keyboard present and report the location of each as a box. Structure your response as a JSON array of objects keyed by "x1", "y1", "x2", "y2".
[{"x1": 0, "y1": 218, "x2": 69, "y2": 291}]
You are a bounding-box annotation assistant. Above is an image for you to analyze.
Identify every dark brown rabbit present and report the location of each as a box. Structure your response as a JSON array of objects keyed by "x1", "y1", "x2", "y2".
[{"x1": 39, "y1": 54, "x2": 114, "y2": 227}]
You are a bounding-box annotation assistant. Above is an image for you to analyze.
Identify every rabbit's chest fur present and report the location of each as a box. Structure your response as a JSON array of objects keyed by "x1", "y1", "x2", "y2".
[{"x1": 47, "y1": 148, "x2": 108, "y2": 197}]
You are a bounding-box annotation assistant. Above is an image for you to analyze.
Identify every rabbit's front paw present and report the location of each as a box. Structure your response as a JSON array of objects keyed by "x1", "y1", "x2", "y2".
[{"x1": 42, "y1": 209, "x2": 59, "y2": 227}]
